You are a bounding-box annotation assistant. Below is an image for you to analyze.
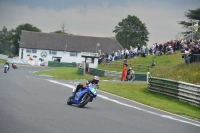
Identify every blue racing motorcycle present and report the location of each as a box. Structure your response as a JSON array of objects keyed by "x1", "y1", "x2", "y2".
[{"x1": 67, "y1": 84, "x2": 98, "y2": 108}]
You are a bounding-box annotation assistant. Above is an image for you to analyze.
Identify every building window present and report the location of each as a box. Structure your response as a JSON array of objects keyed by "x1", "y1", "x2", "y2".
[
  {"x1": 70, "y1": 52, "x2": 78, "y2": 56},
  {"x1": 49, "y1": 50, "x2": 57, "y2": 55},
  {"x1": 26, "y1": 49, "x2": 31, "y2": 53},
  {"x1": 86, "y1": 58, "x2": 94, "y2": 63},
  {"x1": 32, "y1": 49, "x2": 37, "y2": 53},
  {"x1": 26, "y1": 49, "x2": 37, "y2": 53}
]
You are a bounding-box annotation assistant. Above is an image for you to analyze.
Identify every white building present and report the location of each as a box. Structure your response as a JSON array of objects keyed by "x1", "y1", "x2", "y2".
[{"x1": 19, "y1": 31, "x2": 123, "y2": 68}]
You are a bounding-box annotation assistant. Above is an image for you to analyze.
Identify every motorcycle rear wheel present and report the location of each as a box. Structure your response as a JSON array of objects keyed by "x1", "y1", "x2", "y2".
[
  {"x1": 4, "y1": 68, "x2": 7, "y2": 73},
  {"x1": 78, "y1": 93, "x2": 91, "y2": 108}
]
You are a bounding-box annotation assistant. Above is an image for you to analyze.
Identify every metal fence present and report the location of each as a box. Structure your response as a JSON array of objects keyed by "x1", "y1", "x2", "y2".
[
  {"x1": 190, "y1": 54, "x2": 200, "y2": 63},
  {"x1": 78, "y1": 68, "x2": 84, "y2": 75},
  {"x1": 89, "y1": 68, "x2": 105, "y2": 77},
  {"x1": 148, "y1": 77, "x2": 200, "y2": 106},
  {"x1": 48, "y1": 61, "x2": 77, "y2": 67}
]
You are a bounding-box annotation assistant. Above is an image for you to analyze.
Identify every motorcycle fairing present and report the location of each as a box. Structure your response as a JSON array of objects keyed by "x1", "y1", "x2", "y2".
[{"x1": 71, "y1": 89, "x2": 88, "y2": 104}]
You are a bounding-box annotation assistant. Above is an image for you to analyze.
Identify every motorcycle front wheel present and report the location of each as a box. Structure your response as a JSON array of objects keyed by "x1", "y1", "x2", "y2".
[
  {"x1": 67, "y1": 96, "x2": 73, "y2": 105},
  {"x1": 132, "y1": 75, "x2": 135, "y2": 82}
]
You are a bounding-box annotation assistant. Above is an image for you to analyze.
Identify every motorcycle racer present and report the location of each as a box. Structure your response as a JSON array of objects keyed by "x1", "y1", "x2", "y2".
[{"x1": 72, "y1": 76, "x2": 99, "y2": 97}]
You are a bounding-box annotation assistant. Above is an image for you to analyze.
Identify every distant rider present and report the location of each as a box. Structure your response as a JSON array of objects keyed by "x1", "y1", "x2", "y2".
[
  {"x1": 4, "y1": 61, "x2": 10, "y2": 71},
  {"x1": 72, "y1": 76, "x2": 99, "y2": 97},
  {"x1": 127, "y1": 67, "x2": 134, "y2": 80},
  {"x1": 12, "y1": 62, "x2": 17, "y2": 68},
  {"x1": 127, "y1": 67, "x2": 132, "y2": 75}
]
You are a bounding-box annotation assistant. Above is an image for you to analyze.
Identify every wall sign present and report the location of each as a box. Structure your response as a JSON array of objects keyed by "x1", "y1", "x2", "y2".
[{"x1": 41, "y1": 51, "x2": 47, "y2": 58}]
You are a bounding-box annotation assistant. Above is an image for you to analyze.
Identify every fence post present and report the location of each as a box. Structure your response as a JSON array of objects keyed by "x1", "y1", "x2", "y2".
[
  {"x1": 83, "y1": 62, "x2": 85, "y2": 75},
  {"x1": 147, "y1": 72, "x2": 150, "y2": 83}
]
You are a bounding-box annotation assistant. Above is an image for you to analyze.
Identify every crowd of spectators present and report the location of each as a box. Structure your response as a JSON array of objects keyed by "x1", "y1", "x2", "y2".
[
  {"x1": 98, "y1": 38, "x2": 200, "y2": 65},
  {"x1": 180, "y1": 38, "x2": 200, "y2": 64},
  {"x1": 98, "y1": 44, "x2": 149, "y2": 64}
]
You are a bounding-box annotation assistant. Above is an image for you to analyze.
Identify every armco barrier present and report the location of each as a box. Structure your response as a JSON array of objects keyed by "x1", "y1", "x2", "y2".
[
  {"x1": 90, "y1": 68, "x2": 147, "y2": 81},
  {"x1": 135, "y1": 74, "x2": 147, "y2": 81},
  {"x1": 148, "y1": 77, "x2": 200, "y2": 106},
  {"x1": 104, "y1": 70, "x2": 121, "y2": 79},
  {"x1": 89, "y1": 68, "x2": 105, "y2": 77},
  {"x1": 178, "y1": 82, "x2": 200, "y2": 105},
  {"x1": 48, "y1": 61, "x2": 76, "y2": 67},
  {"x1": 78, "y1": 68, "x2": 84, "y2": 75}
]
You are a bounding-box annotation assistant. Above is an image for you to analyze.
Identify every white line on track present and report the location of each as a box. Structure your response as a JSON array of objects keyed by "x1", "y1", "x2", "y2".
[{"x1": 26, "y1": 76, "x2": 200, "y2": 127}]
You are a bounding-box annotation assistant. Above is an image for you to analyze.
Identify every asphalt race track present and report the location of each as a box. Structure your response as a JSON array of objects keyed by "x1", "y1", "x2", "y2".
[{"x1": 0, "y1": 66, "x2": 200, "y2": 133}]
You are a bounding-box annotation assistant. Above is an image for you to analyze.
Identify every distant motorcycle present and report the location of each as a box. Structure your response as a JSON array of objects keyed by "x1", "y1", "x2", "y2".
[
  {"x1": 4, "y1": 64, "x2": 9, "y2": 73},
  {"x1": 126, "y1": 69, "x2": 135, "y2": 82},
  {"x1": 67, "y1": 84, "x2": 98, "y2": 108},
  {"x1": 12, "y1": 63, "x2": 18, "y2": 69}
]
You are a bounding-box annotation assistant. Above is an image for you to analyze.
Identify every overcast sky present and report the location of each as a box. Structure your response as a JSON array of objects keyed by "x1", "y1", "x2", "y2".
[{"x1": 0, "y1": 0, "x2": 199, "y2": 46}]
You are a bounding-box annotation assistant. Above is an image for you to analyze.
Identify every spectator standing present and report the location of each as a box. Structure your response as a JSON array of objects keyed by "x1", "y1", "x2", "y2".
[
  {"x1": 142, "y1": 45, "x2": 146, "y2": 53},
  {"x1": 182, "y1": 45, "x2": 191, "y2": 65},
  {"x1": 151, "y1": 44, "x2": 155, "y2": 55},
  {"x1": 111, "y1": 52, "x2": 115, "y2": 61},
  {"x1": 155, "y1": 43, "x2": 158, "y2": 51},
  {"x1": 108, "y1": 53, "x2": 112, "y2": 62},
  {"x1": 145, "y1": 45, "x2": 149, "y2": 55},
  {"x1": 117, "y1": 50, "x2": 120, "y2": 57},
  {"x1": 121, "y1": 49, "x2": 124, "y2": 59},
  {"x1": 177, "y1": 40, "x2": 180, "y2": 50},
  {"x1": 125, "y1": 48, "x2": 129, "y2": 59},
  {"x1": 114, "y1": 51, "x2": 119, "y2": 60},
  {"x1": 163, "y1": 43, "x2": 167, "y2": 55},
  {"x1": 134, "y1": 47, "x2": 138, "y2": 57},
  {"x1": 137, "y1": 44, "x2": 141, "y2": 56}
]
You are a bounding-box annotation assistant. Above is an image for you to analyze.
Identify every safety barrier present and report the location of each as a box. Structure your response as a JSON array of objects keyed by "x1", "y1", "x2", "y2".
[
  {"x1": 48, "y1": 61, "x2": 76, "y2": 67},
  {"x1": 78, "y1": 68, "x2": 84, "y2": 75},
  {"x1": 148, "y1": 77, "x2": 200, "y2": 106},
  {"x1": 88, "y1": 68, "x2": 147, "y2": 81},
  {"x1": 103, "y1": 62, "x2": 149, "y2": 72},
  {"x1": 190, "y1": 54, "x2": 200, "y2": 63},
  {"x1": 104, "y1": 70, "x2": 121, "y2": 79},
  {"x1": 89, "y1": 68, "x2": 105, "y2": 77}
]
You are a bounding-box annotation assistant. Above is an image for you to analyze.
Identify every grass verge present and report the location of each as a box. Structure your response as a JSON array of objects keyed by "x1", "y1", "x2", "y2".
[
  {"x1": 0, "y1": 59, "x2": 6, "y2": 64},
  {"x1": 99, "y1": 82, "x2": 200, "y2": 121},
  {"x1": 35, "y1": 67, "x2": 113, "y2": 80}
]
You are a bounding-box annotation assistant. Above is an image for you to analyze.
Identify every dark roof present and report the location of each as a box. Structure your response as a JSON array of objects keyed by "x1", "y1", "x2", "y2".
[{"x1": 20, "y1": 31, "x2": 123, "y2": 53}]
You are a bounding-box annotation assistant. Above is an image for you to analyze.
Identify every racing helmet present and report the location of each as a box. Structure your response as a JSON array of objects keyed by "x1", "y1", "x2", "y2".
[{"x1": 93, "y1": 76, "x2": 99, "y2": 84}]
